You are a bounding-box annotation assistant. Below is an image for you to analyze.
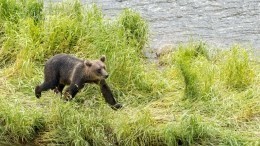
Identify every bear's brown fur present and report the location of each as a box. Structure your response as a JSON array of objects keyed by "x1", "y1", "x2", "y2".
[{"x1": 35, "y1": 54, "x2": 122, "y2": 110}]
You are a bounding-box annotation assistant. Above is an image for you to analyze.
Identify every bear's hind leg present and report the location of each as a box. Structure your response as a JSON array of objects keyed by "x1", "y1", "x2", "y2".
[
  {"x1": 35, "y1": 85, "x2": 42, "y2": 98},
  {"x1": 35, "y1": 81, "x2": 58, "y2": 98},
  {"x1": 53, "y1": 84, "x2": 65, "y2": 96},
  {"x1": 57, "y1": 84, "x2": 65, "y2": 93}
]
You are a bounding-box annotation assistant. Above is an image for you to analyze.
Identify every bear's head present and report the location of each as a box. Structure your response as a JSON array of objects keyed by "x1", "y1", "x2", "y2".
[{"x1": 84, "y1": 55, "x2": 109, "y2": 81}]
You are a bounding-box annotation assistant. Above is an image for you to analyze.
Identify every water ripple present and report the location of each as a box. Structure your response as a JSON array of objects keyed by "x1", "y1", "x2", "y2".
[{"x1": 83, "y1": 0, "x2": 259, "y2": 55}]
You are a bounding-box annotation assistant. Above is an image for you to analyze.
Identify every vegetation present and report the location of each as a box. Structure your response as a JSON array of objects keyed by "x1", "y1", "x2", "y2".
[{"x1": 0, "y1": 0, "x2": 259, "y2": 145}]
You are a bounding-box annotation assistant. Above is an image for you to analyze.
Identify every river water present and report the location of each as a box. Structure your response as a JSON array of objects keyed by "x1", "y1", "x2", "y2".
[
  {"x1": 81, "y1": 0, "x2": 260, "y2": 57},
  {"x1": 46, "y1": 0, "x2": 260, "y2": 57}
]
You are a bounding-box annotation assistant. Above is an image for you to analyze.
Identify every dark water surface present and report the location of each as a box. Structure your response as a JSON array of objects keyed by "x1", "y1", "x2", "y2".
[{"x1": 56, "y1": 0, "x2": 260, "y2": 56}]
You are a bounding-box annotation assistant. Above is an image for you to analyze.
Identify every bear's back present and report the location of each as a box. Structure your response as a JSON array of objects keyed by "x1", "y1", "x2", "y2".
[{"x1": 46, "y1": 54, "x2": 83, "y2": 67}]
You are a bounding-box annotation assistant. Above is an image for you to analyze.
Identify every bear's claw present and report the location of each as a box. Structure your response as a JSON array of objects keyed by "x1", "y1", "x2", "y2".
[{"x1": 111, "y1": 103, "x2": 123, "y2": 110}]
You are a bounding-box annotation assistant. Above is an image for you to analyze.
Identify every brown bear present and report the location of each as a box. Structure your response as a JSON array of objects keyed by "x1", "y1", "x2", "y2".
[{"x1": 35, "y1": 54, "x2": 122, "y2": 110}]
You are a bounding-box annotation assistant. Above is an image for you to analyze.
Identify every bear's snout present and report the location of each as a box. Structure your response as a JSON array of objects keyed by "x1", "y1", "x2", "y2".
[{"x1": 104, "y1": 74, "x2": 109, "y2": 79}]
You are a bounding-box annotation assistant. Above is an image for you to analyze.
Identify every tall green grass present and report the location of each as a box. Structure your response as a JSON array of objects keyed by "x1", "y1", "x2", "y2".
[
  {"x1": 173, "y1": 43, "x2": 215, "y2": 100},
  {"x1": 0, "y1": 0, "x2": 43, "y2": 23},
  {"x1": 222, "y1": 46, "x2": 255, "y2": 90},
  {"x1": 0, "y1": 96, "x2": 44, "y2": 144},
  {"x1": 0, "y1": 0, "x2": 43, "y2": 67},
  {"x1": 118, "y1": 9, "x2": 148, "y2": 50},
  {"x1": 0, "y1": 1, "x2": 259, "y2": 146},
  {"x1": 112, "y1": 110, "x2": 162, "y2": 146},
  {"x1": 164, "y1": 115, "x2": 216, "y2": 145},
  {"x1": 37, "y1": 100, "x2": 114, "y2": 145}
]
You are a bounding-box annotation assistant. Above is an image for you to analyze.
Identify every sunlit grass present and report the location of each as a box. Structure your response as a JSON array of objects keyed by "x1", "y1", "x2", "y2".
[
  {"x1": 222, "y1": 46, "x2": 255, "y2": 90},
  {"x1": 0, "y1": 0, "x2": 259, "y2": 146}
]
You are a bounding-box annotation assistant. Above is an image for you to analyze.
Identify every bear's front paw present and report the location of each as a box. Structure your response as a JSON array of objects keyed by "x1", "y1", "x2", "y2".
[
  {"x1": 63, "y1": 92, "x2": 73, "y2": 101},
  {"x1": 111, "y1": 103, "x2": 123, "y2": 110}
]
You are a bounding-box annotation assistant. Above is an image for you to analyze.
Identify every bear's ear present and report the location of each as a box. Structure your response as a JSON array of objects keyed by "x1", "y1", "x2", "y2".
[
  {"x1": 100, "y1": 55, "x2": 106, "y2": 62},
  {"x1": 84, "y1": 60, "x2": 92, "y2": 67}
]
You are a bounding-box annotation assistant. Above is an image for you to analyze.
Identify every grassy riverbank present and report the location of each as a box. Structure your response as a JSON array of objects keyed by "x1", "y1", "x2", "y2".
[{"x1": 0, "y1": 1, "x2": 259, "y2": 145}]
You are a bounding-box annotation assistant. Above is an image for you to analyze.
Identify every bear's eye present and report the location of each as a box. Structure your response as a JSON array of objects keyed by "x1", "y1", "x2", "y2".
[{"x1": 97, "y1": 69, "x2": 102, "y2": 74}]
